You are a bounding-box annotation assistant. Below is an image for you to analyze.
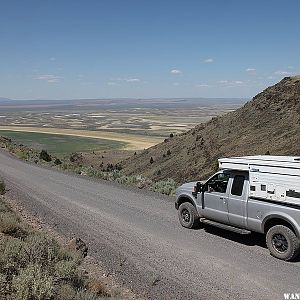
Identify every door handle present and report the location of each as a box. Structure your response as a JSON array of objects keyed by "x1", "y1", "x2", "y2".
[{"x1": 220, "y1": 197, "x2": 227, "y2": 204}]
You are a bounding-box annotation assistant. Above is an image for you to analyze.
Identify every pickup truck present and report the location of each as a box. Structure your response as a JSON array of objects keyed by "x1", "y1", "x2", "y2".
[{"x1": 175, "y1": 156, "x2": 300, "y2": 261}]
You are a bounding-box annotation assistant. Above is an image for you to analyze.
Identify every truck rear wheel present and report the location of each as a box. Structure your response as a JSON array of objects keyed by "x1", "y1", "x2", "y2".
[
  {"x1": 266, "y1": 225, "x2": 300, "y2": 261},
  {"x1": 178, "y1": 202, "x2": 199, "y2": 229}
]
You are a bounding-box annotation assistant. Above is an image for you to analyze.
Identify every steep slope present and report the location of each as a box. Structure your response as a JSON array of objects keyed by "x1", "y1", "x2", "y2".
[{"x1": 121, "y1": 76, "x2": 300, "y2": 183}]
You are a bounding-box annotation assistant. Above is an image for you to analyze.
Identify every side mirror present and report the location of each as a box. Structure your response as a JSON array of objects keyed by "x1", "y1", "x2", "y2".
[
  {"x1": 192, "y1": 182, "x2": 203, "y2": 197},
  {"x1": 196, "y1": 182, "x2": 203, "y2": 193}
]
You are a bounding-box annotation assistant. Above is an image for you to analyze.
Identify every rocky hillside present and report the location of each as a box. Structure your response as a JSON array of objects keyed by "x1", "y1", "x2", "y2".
[{"x1": 121, "y1": 76, "x2": 300, "y2": 183}]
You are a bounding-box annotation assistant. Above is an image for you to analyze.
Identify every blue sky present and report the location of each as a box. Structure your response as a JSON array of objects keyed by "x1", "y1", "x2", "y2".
[{"x1": 0, "y1": 0, "x2": 299, "y2": 100}]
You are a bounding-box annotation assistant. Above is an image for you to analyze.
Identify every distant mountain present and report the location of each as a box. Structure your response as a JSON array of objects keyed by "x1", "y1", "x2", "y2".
[
  {"x1": 121, "y1": 76, "x2": 300, "y2": 183},
  {"x1": 0, "y1": 97, "x2": 12, "y2": 102}
]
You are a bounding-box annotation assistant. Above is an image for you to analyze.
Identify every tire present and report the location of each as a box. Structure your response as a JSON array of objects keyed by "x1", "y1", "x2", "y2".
[
  {"x1": 178, "y1": 202, "x2": 199, "y2": 229},
  {"x1": 266, "y1": 225, "x2": 300, "y2": 261}
]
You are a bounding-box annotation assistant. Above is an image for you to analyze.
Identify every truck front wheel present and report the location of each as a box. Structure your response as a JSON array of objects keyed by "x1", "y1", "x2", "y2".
[
  {"x1": 266, "y1": 225, "x2": 300, "y2": 261},
  {"x1": 178, "y1": 202, "x2": 199, "y2": 229}
]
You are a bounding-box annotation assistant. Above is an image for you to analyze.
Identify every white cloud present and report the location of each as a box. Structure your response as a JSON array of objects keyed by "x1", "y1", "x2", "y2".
[
  {"x1": 246, "y1": 68, "x2": 256, "y2": 72},
  {"x1": 126, "y1": 78, "x2": 140, "y2": 82},
  {"x1": 196, "y1": 84, "x2": 210, "y2": 87},
  {"x1": 203, "y1": 58, "x2": 214, "y2": 63},
  {"x1": 173, "y1": 82, "x2": 179, "y2": 86},
  {"x1": 110, "y1": 77, "x2": 141, "y2": 83},
  {"x1": 274, "y1": 70, "x2": 290, "y2": 75},
  {"x1": 33, "y1": 74, "x2": 63, "y2": 83},
  {"x1": 49, "y1": 57, "x2": 56, "y2": 61},
  {"x1": 170, "y1": 69, "x2": 182, "y2": 74},
  {"x1": 215, "y1": 80, "x2": 245, "y2": 87}
]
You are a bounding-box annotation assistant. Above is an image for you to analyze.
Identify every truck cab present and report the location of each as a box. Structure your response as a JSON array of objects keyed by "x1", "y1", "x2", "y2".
[{"x1": 175, "y1": 156, "x2": 300, "y2": 261}]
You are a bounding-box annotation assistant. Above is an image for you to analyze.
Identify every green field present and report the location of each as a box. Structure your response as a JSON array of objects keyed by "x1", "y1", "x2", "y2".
[{"x1": 0, "y1": 130, "x2": 127, "y2": 154}]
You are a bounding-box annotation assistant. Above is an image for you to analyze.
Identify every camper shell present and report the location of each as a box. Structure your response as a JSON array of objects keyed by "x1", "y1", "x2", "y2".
[{"x1": 219, "y1": 156, "x2": 300, "y2": 207}]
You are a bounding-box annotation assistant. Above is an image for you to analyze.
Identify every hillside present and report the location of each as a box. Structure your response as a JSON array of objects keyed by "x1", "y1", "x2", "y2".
[{"x1": 121, "y1": 76, "x2": 300, "y2": 183}]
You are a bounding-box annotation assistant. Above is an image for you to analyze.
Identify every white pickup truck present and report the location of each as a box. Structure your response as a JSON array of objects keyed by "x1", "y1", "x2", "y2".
[{"x1": 175, "y1": 156, "x2": 300, "y2": 261}]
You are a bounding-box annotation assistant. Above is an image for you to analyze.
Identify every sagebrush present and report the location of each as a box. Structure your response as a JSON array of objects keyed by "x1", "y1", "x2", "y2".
[{"x1": 0, "y1": 197, "x2": 109, "y2": 299}]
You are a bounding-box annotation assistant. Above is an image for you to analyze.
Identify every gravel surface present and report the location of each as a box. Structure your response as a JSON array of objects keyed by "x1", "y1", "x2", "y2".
[{"x1": 0, "y1": 150, "x2": 299, "y2": 299}]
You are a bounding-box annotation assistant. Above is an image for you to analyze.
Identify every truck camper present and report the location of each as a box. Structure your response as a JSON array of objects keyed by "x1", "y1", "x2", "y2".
[{"x1": 175, "y1": 156, "x2": 300, "y2": 261}]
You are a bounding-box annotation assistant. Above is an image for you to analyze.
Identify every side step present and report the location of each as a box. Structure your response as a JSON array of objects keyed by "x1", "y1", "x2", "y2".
[{"x1": 199, "y1": 218, "x2": 251, "y2": 235}]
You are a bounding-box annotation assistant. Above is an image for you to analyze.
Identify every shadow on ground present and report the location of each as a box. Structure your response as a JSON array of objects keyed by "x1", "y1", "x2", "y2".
[{"x1": 197, "y1": 224, "x2": 267, "y2": 248}]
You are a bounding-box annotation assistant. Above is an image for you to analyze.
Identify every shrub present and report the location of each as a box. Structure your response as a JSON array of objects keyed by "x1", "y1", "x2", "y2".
[
  {"x1": 150, "y1": 179, "x2": 178, "y2": 195},
  {"x1": 169, "y1": 133, "x2": 174, "y2": 138},
  {"x1": 213, "y1": 160, "x2": 219, "y2": 173},
  {"x1": 39, "y1": 150, "x2": 52, "y2": 162},
  {"x1": 55, "y1": 260, "x2": 78, "y2": 281},
  {"x1": 57, "y1": 284, "x2": 77, "y2": 300},
  {"x1": 0, "y1": 238, "x2": 27, "y2": 274},
  {"x1": 0, "y1": 201, "x2": 9, "y2": 213},
  {"x1": 54, "y1": 158, "x2": 62, "y2": 165},
  {"x1": 0, "y1": 212, "x2": 26, "y2": 238},
  {"x1": 167, "y1": 149, "x2": 171, "y2": 155},
  {"x1": 58, "y1": 247, "x2": 82, "y2": 264},
  {"x1": 150, "y1": 157, "x2": 154, "y2": 164},
  {"x1": 24, "y1": 233, "x2": 61, "y2": 265},
  {"x1": 74, "y1": 289, "x2": 99, "y2": 300},
  {"x1": 11, "y1": 264, "x2": 54, "y2": 300},
  {"x1": 70, "y1": 153, "x2": 82, "y2": 163},
  {"x1": 88, "y1": 277, "x2": 108, "y2": 296},
  {"x1": 115, "y1": 163, "x2": 122, "y2": 171},
  {"x1": 0, "y1": 273, "x2": 8, "y2": 295},
  {"x1": 0, "y1": 179, "x2": 5, "y2": 195},
  {"x1": 15, "y1": 150, "x2": 28, "y2": 160}
]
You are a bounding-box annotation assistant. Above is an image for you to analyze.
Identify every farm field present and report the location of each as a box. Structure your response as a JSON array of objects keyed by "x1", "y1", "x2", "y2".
[{"x1": 0, "y1": 130, "x2": 128, "y2": 154}]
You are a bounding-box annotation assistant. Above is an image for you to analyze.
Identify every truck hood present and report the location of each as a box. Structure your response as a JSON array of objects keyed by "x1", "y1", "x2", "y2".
[
  {"x1": 176, "y1": 181, "x2": 205, "y2": 194},
  {"x1": 178, "y1": 181, "x2": 198, "y2": 191}
]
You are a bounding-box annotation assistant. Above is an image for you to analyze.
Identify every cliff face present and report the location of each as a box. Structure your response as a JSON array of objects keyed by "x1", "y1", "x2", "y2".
[{"x1": 121, "y1": 76, "x2": 300, "y2": 183}]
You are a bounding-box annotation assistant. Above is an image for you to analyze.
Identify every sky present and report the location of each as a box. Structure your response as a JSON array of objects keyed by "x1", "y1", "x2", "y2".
[{"x1": 0, "y1": 0, "x2": 300, "y2": 100}]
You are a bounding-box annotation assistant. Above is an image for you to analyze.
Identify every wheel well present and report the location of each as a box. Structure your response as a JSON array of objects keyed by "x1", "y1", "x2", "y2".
[
  {"x1": 177, "y1": 196, "x2": 196, "y2": 209},
  {"x1": 264, "y1": 218, "x2": 297, "y2": 235}
]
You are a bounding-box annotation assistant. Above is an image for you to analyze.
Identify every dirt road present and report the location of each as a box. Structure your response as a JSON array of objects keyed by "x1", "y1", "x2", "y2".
[{"x1": 0, "y1": 151, "x2": 299, "y2": 299}]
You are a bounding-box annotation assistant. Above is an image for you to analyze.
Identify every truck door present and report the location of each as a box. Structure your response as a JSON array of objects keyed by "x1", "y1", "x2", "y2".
[
  {"x1": 227, "y1": 172, "x2": 249, "y2": 228},
  {"x1": 202, "y1": 172, "x2": 230, "y2": 224}
]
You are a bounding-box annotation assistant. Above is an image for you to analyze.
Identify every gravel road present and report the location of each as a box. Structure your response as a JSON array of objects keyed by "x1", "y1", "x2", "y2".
[{"x1": 0, "y1": 150, "x2": 299, "y2": 299}]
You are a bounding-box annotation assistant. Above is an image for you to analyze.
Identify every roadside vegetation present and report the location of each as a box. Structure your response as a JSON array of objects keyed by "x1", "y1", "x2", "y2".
[
  {"x1": 0, "y1": 137, "x2": 178, "y2": 196},
  {"x1": 0, "y1": 179, "x2": 5, "y2": 195},
  {"x1": 0, "y1": 180, "x2": 124, "y2": 300}
]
